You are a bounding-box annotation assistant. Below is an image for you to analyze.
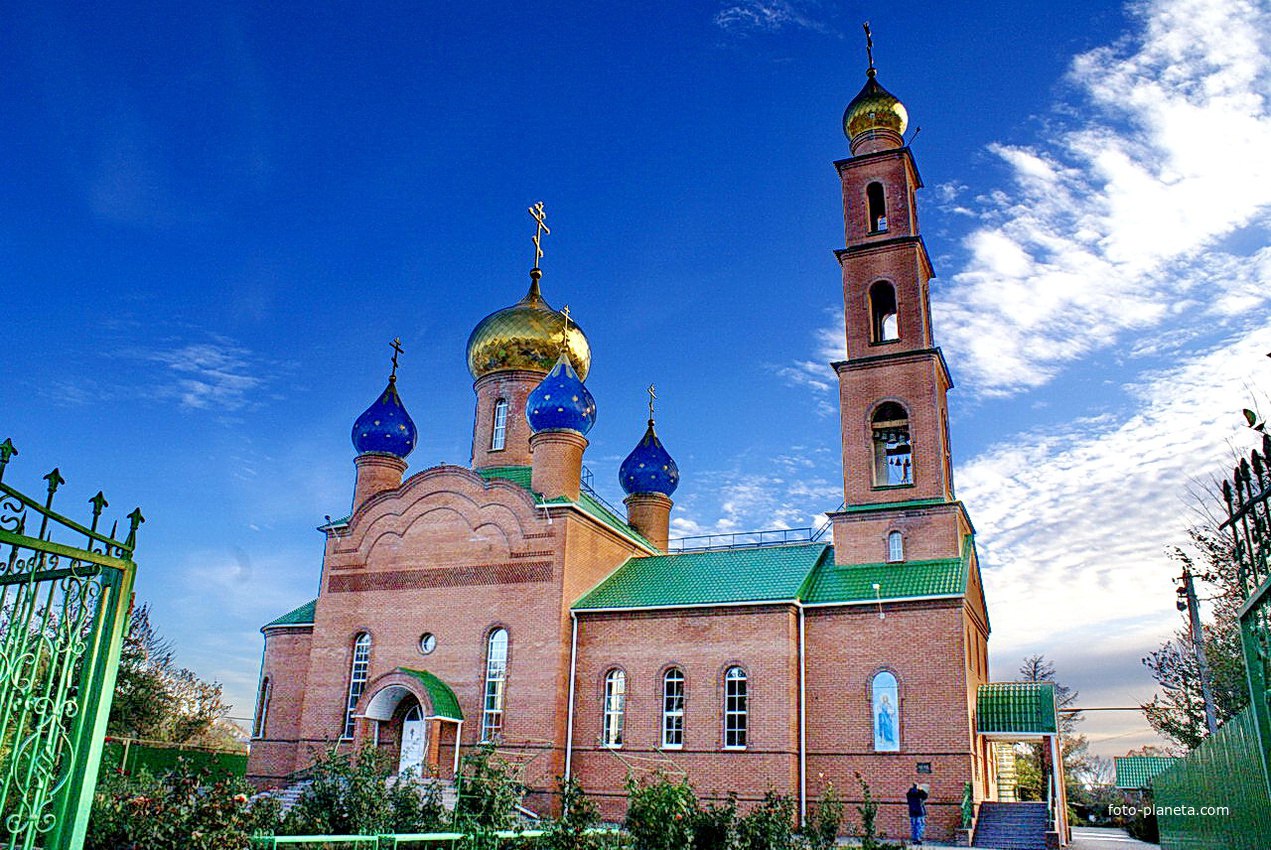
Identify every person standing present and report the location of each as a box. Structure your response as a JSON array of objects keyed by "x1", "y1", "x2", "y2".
[{"x1": 906, "y1": 782, "x2": 929, "y2": 846}]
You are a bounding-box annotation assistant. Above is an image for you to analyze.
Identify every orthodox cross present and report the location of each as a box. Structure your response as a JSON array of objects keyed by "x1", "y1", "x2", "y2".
[
  {"x1": 863, "y1": 21, "x2": 875, "y2": 72},
  {"x1": 560, "y1": 305, "x2": 572, "y2": 353},
  {"x1": 647, "y1": 384, "x2": 657, "y2": 420},
  {"x1": 389, "y1": 337, "x2": 403, "y2": 381},
  {"x1": 529, "y1": 201, "x2": 550, "y2": 269}
]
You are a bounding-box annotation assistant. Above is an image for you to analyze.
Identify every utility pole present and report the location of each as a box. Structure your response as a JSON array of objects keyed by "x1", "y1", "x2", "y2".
[{"x1": 1177, "y1": 567, "x2": 1219, "y2": 736}]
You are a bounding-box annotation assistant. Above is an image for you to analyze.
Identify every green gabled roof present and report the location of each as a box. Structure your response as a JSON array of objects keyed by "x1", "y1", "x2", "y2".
[
  {"x1": 1114, "y1": 756, "x2": 1179, "y2": 790},
  {"x1": 478, "y1": 465, "x2": 653, "y2": 549},
  {"x1": 977, "y1": 683, "x2": 1058, "y2": 735},
  {"x1": 802, "y1": 555, "x2": 966, "y2": 604},
  {"x1": 574, "y1": 543, "x2": 831, "y2": 610},
  {"x1": 263, "y1": 599, "x2": 316, "y2": 630},
  {"x1": 398, "y1": 667, "x2": 463, "y2": 722}
]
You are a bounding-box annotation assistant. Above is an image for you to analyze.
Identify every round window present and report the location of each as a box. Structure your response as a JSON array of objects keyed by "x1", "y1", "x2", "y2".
[{"x1": 418, "y1": 633, "x2": 437, "y2": 655}]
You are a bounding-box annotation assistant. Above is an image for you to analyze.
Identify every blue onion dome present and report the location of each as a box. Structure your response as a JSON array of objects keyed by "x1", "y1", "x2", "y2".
[
  {"x1": 351, "y1": 378, "x2": 417, "y2": 457},
  {"x1": 526, "y1": 353, "x2": 596, "y2": 435},
  {"x1": 619, "y1": 420, "x2": 679, "y2": 497}
]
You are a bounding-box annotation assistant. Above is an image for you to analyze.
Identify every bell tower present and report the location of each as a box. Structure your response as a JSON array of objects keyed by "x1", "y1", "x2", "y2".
[{"x1": 829, "y1": 36, "x2": 967, "y2": 566}]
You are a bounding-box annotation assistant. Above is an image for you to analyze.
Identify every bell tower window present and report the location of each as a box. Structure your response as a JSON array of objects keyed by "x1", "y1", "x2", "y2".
[
  {"x1": 867, "y1": 182, "x2": 888, "y2": 233},
  {"x1": 872, "y1": 402, "x2": 912, "y2": 486},
  {"x1": 869, "y1": 281, "x2": 899, "y2": 343},
  {"x1": 490, "y1": 399, "x2": 508, "y2": 451}
]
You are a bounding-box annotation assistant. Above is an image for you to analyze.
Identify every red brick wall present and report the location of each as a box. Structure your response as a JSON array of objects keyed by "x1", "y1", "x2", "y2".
[
  {"x1": 830, "y1": 502, "x2": 971, "y2": 566},
  {"x1": 247, "y1": 626, "x2": 314, "y2": 787}
]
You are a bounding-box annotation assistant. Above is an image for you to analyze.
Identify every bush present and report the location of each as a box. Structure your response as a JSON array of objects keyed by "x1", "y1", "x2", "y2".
[
  {"x1": 737, "y1": 790, "x2": 799, "y2": 850},
  {"x1": 86, "y1": 763, "x2": 279, "y2": 850},
  {"x1": 692, "y1": 794, "x2": 740, "y2": 850},
  {"x1": 451, "y1": 744, "x2": 525, "y2": 835},
  {"x1": 848, "y1": 772, "x2": 901, "y2": 850},
  {"x1": 624, "y1": 772, "x2": 696, "y2": 850},
  {"x1": 280, "y1": 746, "x2": 446, "y2": 835},
  {"x1": 542, "y1": 776, "x2": 604, "y2": 850},
  {"x1": 803, "y1": 784, "x2": 843, "y2": 850}
]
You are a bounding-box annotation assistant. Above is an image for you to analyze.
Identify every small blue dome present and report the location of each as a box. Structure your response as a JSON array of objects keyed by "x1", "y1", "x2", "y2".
[
  {"x1": 619, "y1": 421, "x2": 679, "y2": 496},
  {"x1": 526, "y1": 354, "x2": 596, "y2": 435},
  {"x1": 351, "y1": 380, "x2": 417, "y2": 457}
]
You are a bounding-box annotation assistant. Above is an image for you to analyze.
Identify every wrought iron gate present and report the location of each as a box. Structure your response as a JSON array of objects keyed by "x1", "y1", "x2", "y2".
[{"x1": 0, "y1": 439, "x2": 140, "y2": 850}]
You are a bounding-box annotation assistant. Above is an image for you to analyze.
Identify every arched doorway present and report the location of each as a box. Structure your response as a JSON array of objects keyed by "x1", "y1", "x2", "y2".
[
  {"x1": 358, "y1": 669, "x2": 465, "y2": 779},
  {"x1": 399, "y1": 702, "x2": 426, "y2": 776}
]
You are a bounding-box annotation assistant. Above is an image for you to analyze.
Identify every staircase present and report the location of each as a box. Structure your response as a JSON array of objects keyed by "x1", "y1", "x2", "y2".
[
  {"x1": 994, "y1": 742, "x2": 1018, "y2": 802},
  {"x1": 972, "y1": 802, "x2": 1048, "y2": 850},
  {"x1": 267, "y1": 777, "x2": 458, "y2": 813}
]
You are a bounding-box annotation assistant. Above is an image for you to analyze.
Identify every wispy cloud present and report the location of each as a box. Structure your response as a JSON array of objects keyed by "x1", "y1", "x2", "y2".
[
  {"x1": 142, "y1": 336, "x2": 271, "y2": 412},
  {"x1": 713, "y1": 1, "x2": 834, "y2": 36}
]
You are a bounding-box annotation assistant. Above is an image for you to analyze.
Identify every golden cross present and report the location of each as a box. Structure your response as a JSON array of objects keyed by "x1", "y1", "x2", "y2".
[
  {"x1": 528, "y1": 201, "x2": 550, "y2": 269},
  {"x1": 863, "y1": 21, "x2": 875, "y2": 71},
  {"x1": 560, "y1": 305, "x2": 572, "y2": 353},
  {"x1": 647, "y1": 384, "x2": 657, "y2": 419},
  {"x1": 390, "y1": 337, "x2": 403, "y2": 381}
]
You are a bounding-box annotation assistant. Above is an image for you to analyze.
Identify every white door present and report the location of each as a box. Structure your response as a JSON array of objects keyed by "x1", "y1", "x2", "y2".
[{"x1": 398, "y1": 704, "x2": 426, "y2": 776}]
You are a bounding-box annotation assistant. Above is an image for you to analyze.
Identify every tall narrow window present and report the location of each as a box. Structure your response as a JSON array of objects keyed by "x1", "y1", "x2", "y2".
[
  {"x1": 252, "y1": 676, "x2": 272, "y2": 739},
  {"x1": 481, "y1": 628, "x2": 509, "y2": 742},
  {"x1": 723, "y1": 667, "x2": 748, "y2": 749},
  {"x1": 871, "y1": 671, "x2": 900, "y2": 752},
  {"x1": 342, "y1": 633, "x2": 371, "y2": 739},
  {"x1": 869, "y1": 281, "x2": 899, "y2": 342},
  {"x1": 490, "y1": 399, "x2": 508, "y2": 451},
  {"x1": 871, "y1": 403, "x2": 912, "y2": 486},
  {"x1": 887, "y1": 531, "x2": 904, "y2": 563},
  {"x1": 602, "y1": 669, "x2": 626, "y2": 748},
  {"x1": 662, "y1": 668, "x2": 685, "y2": 749},
  {"x1": 867, "y1": 182, "x2": 888, "y2": 232}
]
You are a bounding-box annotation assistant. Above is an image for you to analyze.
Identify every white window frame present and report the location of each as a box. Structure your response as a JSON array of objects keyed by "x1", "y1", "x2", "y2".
[
  {"x1": 723, "y1": 667, "x2": 748, "y2": 750},
  {"x1": 481, "y1": 628, "x2": 509, "y2": 742},
  {"x1": 602, "y1": 669, "x2": 626, "y2": 748},
  {"x1": 887, "y1": 531, "x2": 904, "y2": 563},
  {"x1": 662, "y1": 668, "x2": 685, "y2": 749},
  {"x1": 252, "y1": 676, "x2": 272, "y2": 739},
  {"x1": 490, "y1": 399, "x2": 508, "y2": 451},
  {"x1": 341, "y1": 633, "x2": 371, "y2": 739}
]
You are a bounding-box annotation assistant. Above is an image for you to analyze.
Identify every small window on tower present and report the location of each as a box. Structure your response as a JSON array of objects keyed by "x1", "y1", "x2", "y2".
[
  {"x1": 490, "y1": 399, "x2": 508, "y2": 451},
  {"x1": 887, "y1": 531, "x2": 904, "y2": 563},
  {"x1": 867, "y1": 182, "x2": 888, "y2": 233},
  {"x1": 869, "y1": 281, "x2": 899, "y2": 343},
  {"x1": 872, "y1": 402, "x2": 912, "y2": 487}
]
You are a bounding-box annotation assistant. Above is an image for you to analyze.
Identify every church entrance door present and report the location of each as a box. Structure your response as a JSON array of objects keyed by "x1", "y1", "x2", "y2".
[{"x1": 399, "y1": 703, "x2": 426, "y2": 776}]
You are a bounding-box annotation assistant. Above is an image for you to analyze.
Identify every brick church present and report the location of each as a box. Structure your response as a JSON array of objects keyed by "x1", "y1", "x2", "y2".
[{"x1": 247, "y1": 53, "x2": 1057, "y2": 844}]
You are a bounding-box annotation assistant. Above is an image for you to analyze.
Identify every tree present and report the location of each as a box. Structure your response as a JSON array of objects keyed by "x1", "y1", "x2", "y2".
[
  {"x1": 109, "y1": 604, "x2": 237, "y2": 748},
  {"x1": 1141, "y1": 527, "x2": 1249, "y2": 750},
  {"x1": 1014, "y1": 655, "x2": 1092, "y2": 802}
]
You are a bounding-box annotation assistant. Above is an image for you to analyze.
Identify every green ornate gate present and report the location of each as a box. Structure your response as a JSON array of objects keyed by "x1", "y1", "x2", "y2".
[{"x1": 0, "y1": 439, "x2": 141, "y2": 850}]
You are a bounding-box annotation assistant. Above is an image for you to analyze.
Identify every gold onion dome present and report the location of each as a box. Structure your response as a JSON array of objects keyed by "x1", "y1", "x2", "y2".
[
  {"x1": 843, "y1": 70, "x2": 908, "y2": 141},
  {"x1": 466, "y1": 272, "x2": 591, "y2": 380}
]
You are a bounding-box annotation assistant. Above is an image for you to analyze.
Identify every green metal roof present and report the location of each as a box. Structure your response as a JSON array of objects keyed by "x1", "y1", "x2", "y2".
[
  {"x1": 803, "y1": 555, "x2": 967, "y2": 604},
  {"x1": 262, "y1": 598, "x2": 316, "y2": 630},
  {"x1": 398, "y1": 667, "x2": 463, "y2": 722},
  {"x1": 1114, "y1": 756, "x2": 1179, "y2": 790},
  {"x1": 977, "y1": 683, "x2": 1058, "y2": 735},
  {"x1": 574, "y1": 543, "x2": 831, "y2": 610},
  {"x1": 478, "y1": 465, "x2": 653, "y2": 549}
]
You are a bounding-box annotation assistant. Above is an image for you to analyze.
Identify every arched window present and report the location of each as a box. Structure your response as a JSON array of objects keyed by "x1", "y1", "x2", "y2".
[
  {"x1": 662, "y1": 668, "x2": 685, "y2": 749},
  {"x1": 602, "y1": 669, "x2": 626, "y2": 748},
  {"x1": 869, "y1": 281, "x2": 899, "y2": 343},
  {"x1": 887, "y1": 531, "x2": 904, "y2": 563},
  {"x1": 871, "y1": 671, "x2": 900, "y2": 751},
  {"x1": 723, "y1": 667, "x2": 748, "y2": 749},
  {"x1": 252, "y1": 676, "x2": 272, "y2": 739},
  {"x1": 342, "y1": 633, "x2": 371, "y2": 739},
  {"x1": 872, "y1": 403, "x2": 912, "y2": 486},
  {"x1": 490, "y1": 399, "x2": 508, "y2": 451},
  {"x1": 481, "y1": 628, "x2": 509, "y2": 742},
  {"x1": 867, "y1": 182, "x2": 888, "y2": 232}
]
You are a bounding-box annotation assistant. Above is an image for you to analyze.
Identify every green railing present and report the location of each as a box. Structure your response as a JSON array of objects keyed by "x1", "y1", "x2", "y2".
[
  {"x1": 251, "y1": 828, "x2": 629, "y2": 849},
  {"x1": 1154, "y1": 706, "x2": 1271, "y2": 849}
]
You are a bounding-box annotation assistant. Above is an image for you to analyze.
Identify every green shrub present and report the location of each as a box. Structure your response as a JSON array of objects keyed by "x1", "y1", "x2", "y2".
[
  {"x1": 803, "y1": 783, "x2": 843, "y2": 850},
  {"x1": 542, "y1": 776, "x2": 604, "y2": 850},
  {"x1": 86, "y1": 763, "x2": 279, "y2": 850},
  {"x1": 280, "y1": 746, "x2": 446, "y2": 835},
  {"x1": 737, "y1": 790, "x2": 799, "y2": 850},
  {"x1": 624, "y1": 772, "x2": 696, "y2": 850},
  {"x1": 692, "y1": 794, "x2": 740, "y2": 850},
  {"x1": 848, "y1": 772, "x2": 901, "y2": 850},
  {"x1": 453, "y1": 744, "x2": 525, "y2": 833}
]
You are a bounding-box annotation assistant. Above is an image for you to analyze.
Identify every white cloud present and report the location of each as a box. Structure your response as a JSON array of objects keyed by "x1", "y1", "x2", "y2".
[
  {"x1": 143, "y1": 335, "x2": 270, "y2": 412},
  {"x1": 713, "y1": 1, "x2": 832, "y2": 35}
]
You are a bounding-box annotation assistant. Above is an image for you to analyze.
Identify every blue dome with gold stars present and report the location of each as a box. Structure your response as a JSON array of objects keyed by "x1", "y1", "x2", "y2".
[
  {"x1": 619, "y1": 420, "x2": 679, "y2": 496},
  {"x1": 352, "y1": 379, "x2": 417, "y2": 457},
  {"x1": 526, "y1": 353, "x2": 596, "y2": 435}
]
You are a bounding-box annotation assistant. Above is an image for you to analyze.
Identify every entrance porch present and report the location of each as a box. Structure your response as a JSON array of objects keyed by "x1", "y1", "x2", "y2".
[{"x1": 355, "y1": 667, "x2": 465, "y2": 779}]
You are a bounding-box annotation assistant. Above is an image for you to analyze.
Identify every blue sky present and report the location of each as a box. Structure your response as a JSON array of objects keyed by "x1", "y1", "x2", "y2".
[{"x1": 5, "y1": 0, "x2": 1269, "y2": 756}]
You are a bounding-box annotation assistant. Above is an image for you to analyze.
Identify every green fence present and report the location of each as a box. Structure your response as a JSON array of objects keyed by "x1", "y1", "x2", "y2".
[
  {"x1": 101, "y1": 738, "x2": 248, "y2": 779},
  {"x1": 1154, "y1": 706, "x2": 1271, "y2": 849},
  {"x1": 251, "y1": 828, "x2": 629, "y2": 849}
]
